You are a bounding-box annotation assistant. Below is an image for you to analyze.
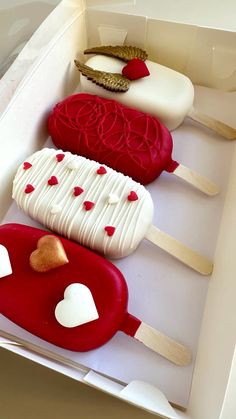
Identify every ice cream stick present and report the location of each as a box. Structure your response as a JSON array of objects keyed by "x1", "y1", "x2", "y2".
[
  {"x1": 188, "y1": 108, "x2": 236, "y2": 140},
  {"x1": 172, "y1": 164, "x2": 219, "y2": 196},
  {"x1": 145, "y1": 225, "x2": 213, "y2": 275},
  {"x1": 134, "y1": 322, "x2": 192, "y2": 366}
]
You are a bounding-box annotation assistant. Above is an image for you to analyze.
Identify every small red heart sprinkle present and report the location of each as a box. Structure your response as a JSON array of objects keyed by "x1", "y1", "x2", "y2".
[
  {"x1": 128, "y1": 191, "x2": 138, "y2": 201},
  {"x1": 56, "y1": 153, "x2": 65, "y2": 162},
  {"x1": 83, "y1": 201, "x2": 94, "y2": 211},
  {"x1": 122, "y1": 58, "x2": 150, "y2": 81},
  {"x1": 104, "y1": 226, "x2": 115, "y2": 236},
  {"x1": 25, "y1": 184, "x2": 35, "y2": 194},
  {"x1": 48, "y1": 176, "x2": 58, "y2": 186},
  {"x1": 73, "y1": 186, "x2": 84, "y2": 196},
  {"x1": 97, "y1": 166, "x2": 107, "y2": 175},
  {"x1": 23, "y1": 162, "x2": 32, "y2": 170}
]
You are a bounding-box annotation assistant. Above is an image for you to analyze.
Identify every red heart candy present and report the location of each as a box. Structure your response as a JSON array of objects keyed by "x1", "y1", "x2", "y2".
[
  {"x1": 23, "y1": 162, "x2": 32, "y2": 170},
  {"x1": 104, "y1": 226, "x2": 115, "y2": 237},
  {"x1": 127, "y1": 191, "x2": 138, "y2": 201},
  {"x1": 56, "y1": 153, "x2": 65, "y2": 162},
  {"x1": 25, "y1": 184, "x2": 35, "y2": 194},
  {"x1": 97, "y1": 166, "x2": 107, "y2": 175},
  {"x1": 83, "y1": 201, "x2": 94, "y2": 211},
  {"x1": 73, "y1": 186, "x2": 84, "y2": 196},
  {"x1": 122, "y1": 58, "x2": 150, "y2": 81},
  {"x1": 48, "y1": 176, "x2": 58, "y2": 186}
]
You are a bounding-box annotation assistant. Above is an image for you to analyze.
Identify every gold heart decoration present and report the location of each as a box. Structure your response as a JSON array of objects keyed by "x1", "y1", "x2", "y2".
[{"x1": 29, "y1": 235, "x2": 69, "y2": 273}]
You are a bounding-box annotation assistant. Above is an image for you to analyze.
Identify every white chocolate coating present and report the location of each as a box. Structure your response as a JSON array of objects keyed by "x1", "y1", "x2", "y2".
[
  {"x1": 80, "y1": 55, "x2": 194, "y2": 131},
  {"x1": 12, "y1": 148, "x2": 154, "y2": 258}
]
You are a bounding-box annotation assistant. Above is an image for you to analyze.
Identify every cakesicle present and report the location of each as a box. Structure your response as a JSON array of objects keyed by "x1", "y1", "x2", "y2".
[
  {"x1": 12, "y1": 148, "x2": 213, "y2": 275},
  {"x1": 0, "y1": 223, "x2": 192, "y2": 366},
  {"x1": 76, "y1": 45, "x2": 236, "y2": 140},
  {"x1": 48, "y1": 93, "x2": 219, "y2": 195}
]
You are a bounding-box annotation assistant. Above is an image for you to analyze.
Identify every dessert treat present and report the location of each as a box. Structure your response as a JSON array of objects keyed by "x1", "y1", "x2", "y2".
[
  {"x1": 0, "y1": 223, "x2": 192, "y2": 365},
  {"x1": 48, "y1": 93, "x2": 219, "y2": 195},
  {"x1": 76, "y1": 45, "x2": 236, "y2": 139},
  {"x1": 12, "y1": 148, "x2": 213, "y2": 275},
  {"x1": 76, "y1": 56, "x2": 193, "y2": 131}
]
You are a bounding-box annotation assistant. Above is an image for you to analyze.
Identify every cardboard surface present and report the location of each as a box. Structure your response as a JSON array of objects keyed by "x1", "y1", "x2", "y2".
[{"x1": 0, "y1": 346, "x2": 165, "y2": 419}]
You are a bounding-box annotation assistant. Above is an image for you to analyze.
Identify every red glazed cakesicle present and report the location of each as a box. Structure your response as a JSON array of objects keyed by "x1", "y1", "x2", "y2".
[
  {"x1": 48, "y1": 93, "x2": 219, "y2": 196},
  {"x1": 12, "y1": 148, "x2": 213, "y2": 275},
  {"x1": 0, "y1": 223, "x2": 191, "y2": 366}
]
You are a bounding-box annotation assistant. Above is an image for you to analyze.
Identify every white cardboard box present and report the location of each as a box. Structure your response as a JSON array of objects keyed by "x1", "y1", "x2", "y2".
[{"x1": 0, "y1": 1, "x2": 236, "y2": 418}]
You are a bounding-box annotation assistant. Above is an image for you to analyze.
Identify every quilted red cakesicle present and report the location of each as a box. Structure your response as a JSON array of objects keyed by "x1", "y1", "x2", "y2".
[
  {"x1": 0, "y1": 223, "x2": 191, "y2": 366},
  {"x1": 48, "y1": 93, "x2": 219, "y2": 196}
]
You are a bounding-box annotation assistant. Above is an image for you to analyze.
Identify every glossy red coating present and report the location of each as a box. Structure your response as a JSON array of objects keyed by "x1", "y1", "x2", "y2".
[{"x1": 0, "y1": 224, "x2": 141, "y2": 351}]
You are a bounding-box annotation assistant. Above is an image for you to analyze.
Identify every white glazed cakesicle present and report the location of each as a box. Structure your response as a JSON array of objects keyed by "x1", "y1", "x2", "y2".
[
  {"x1": 77, "y1": 46, "x2": 236, "y2": 139},
  {"x1": 13, "y1": 148, "x2": 153, "y2": 259},
  {"x1": 79, "y1": 55, "x2": 194, "y2": 131},
  {"x1": 12, "y1": 148, "x2": 213, "y2": 275}
]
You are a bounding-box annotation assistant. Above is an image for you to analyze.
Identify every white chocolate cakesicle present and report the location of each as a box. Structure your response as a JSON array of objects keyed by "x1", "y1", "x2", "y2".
[
  {"x1": 80, "y1": 55, "x2": 194, "y2": 131},
  {"x1": 13, "y1": 148, "x2": 153, "y2": 259},
  {"x1": 12, "y1": 148, "x2": 213, "y2": 274},
  {"x1": 79, "y1": 54, "x2": 236, "y2": 139}
]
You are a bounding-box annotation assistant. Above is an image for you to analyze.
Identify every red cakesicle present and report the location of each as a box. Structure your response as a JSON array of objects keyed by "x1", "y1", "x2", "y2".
[
  {"x1": 48, "y1": 93, "x2": 219, "y2": 196},
  {"x1": 0, "y1": 224, "x2": 191, "y2": 366}
]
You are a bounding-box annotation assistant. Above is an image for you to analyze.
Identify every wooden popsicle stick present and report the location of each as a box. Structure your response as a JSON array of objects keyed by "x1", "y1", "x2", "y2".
[
  {"x1": 172, "y1": 164, "x2": 220, "y2": 196},
  {"x1": 134, "y1": 322, "x2": 192, "y2": 366},
  {"x1": 188, "y1": 108, "x2": 236, "y2": 140},
  {"x1": 145, "y1": 225, "x2": 213, "y2": 275}
]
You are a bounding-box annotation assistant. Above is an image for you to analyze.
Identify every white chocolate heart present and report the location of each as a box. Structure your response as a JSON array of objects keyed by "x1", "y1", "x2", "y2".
[
  {"x1": 0, "y1": 244, "x2": 12, "y2": 278},
  {"x1": 107, "y1": 193, "x2": 119, "y2": 204},
  {"x1": 55, "y1": 283, "x2": 99, "y2": 328},
  {"x1": 50, "y1": 204, "x2": 62, "y2": 214},
  {"x1": 67, "y1": 161, "x2": 80, "y2": 170}
]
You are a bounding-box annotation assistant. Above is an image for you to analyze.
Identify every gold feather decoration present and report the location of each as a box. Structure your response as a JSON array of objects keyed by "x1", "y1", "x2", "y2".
[
  {"x1": 74, "y1": 60, "x2": 130, "y2": 92},
  {"x1": 84, "y1": 45, "x2": 148, "y2": 62}
]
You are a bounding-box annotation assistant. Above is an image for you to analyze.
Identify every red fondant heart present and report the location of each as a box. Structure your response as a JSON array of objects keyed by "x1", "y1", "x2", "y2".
[
  {"x1": 83, "y1": 201, "x2": 94, "y2": 211},
  {"x1": 97, "y1": 166, "x2": 107, "y2": 175},
  {"x1": 23, "y1": 162, "x2": 32, "y2": 170},
  {"x1": 73, "y1": 186, "x2": 84, "y2": 196},
  {"x1": 48, "y1": 176, "x2": 58, "y2": 186},
  {"x1": 25, "y1": 184, "x2": 35, "y2": 194},
  {"x1": 122, "y1": 58, "x2": 150, "y2": 81},
  {"x1": 56, "y1": 153, "x2": 65, "y2": 162},
  {"x1": 128, "y1": 191, "x2": 138, "y2": 201},
  {"x1": 104, "y1": 226, "x2": 115, "y2": 237}
]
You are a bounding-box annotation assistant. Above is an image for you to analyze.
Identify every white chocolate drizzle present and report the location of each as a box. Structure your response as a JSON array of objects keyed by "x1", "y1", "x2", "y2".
[{"x1": 12, "y1": 148, "x2": 154, "y2": 258}]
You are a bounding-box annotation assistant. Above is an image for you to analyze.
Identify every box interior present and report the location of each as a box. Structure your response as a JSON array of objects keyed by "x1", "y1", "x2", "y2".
[
  {"x1": 86, "y1": 0, "x2": 236, "y2": 31},
  {"x1": 0, "y1": 1, "x2": 236, "y2": 418}
]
